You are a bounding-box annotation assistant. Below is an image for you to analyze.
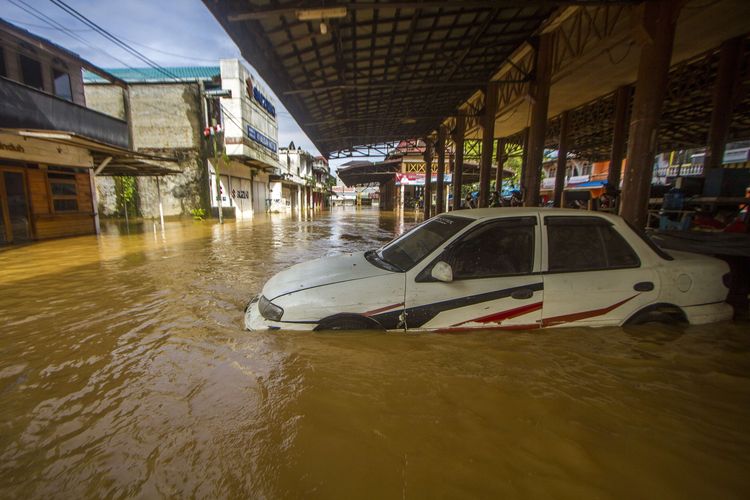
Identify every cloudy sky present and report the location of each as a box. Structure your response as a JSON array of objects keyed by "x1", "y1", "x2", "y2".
[{"x1": 3, "y1": 0, "x2": 354, "y2": 171}]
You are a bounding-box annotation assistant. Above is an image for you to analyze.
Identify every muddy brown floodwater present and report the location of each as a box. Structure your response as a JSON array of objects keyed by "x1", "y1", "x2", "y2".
[{"x1": 1, "y1": 207, "x2": 749, "y2": 498}]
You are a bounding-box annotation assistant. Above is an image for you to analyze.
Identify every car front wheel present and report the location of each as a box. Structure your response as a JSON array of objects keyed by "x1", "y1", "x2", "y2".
[{"x1": 314, "y1": 314, "x2": 385, "y2": 332}]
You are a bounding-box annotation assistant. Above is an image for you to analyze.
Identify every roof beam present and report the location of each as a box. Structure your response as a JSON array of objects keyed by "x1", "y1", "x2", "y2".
[
  {"x1": 229, "y1": 1, "x2": 637, "y2": 21},
  {"x1": 284, "y1": 78, "x2": 527, "y2": 95}
]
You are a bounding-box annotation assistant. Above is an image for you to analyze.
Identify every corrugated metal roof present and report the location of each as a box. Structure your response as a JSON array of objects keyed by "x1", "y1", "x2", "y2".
[{"x1": 84, "y1": 66, "x2": 220, "y2": 84}]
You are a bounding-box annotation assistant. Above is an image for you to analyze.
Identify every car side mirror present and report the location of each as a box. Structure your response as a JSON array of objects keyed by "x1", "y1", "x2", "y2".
[{"x1": 431, "y1": 261, "x2": 453, "y2": 282}]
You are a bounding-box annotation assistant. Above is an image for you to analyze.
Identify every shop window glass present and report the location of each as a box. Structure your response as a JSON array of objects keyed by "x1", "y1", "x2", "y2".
[
  {"x1": 53, "y1": 69, "x2": 72, "y2": 101},
  {"x1": 20, "y1": 55, "x2": 44, "y2": 90},
  {"x1": 53, "y1": 199, "x2": 78, "y2": 212},
  {"x1": 444, "y1": 217, "x2": 535, "y2": 279},
  {"x1": 48, "y1": 171, "x2": 78, "y2": 212},
  {"x1": 546, "y1": 217, "x2": 639, "y2": 272}
]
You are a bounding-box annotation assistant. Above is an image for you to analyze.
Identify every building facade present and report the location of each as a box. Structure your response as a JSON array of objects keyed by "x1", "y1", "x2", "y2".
[
  {"x1": 0, "y1": 19, "x2": 172, "y2": 245},
  {"x1": 84, "y1": 60, "x2": 281, "y2": 220},
  {"x1": 210, "y1": 59, "x2": 280, "y2": 218},
  {"x1": 275, "y1": 143, "x2": 332, "y2": 213}
]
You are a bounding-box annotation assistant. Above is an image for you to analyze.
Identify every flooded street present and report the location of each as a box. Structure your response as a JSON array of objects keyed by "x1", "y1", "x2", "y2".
[{"x1": 1, "y1": 208, "x2": 749, "y2": 498}]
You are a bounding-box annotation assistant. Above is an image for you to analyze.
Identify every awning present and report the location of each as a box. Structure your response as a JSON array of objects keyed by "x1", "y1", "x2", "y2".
[
  {"x1": 566, "y1": 180, "x2": 608, "y2": 191},
  {"x1": 0, "y1": 128, "x2": 180, "y2": 176}
]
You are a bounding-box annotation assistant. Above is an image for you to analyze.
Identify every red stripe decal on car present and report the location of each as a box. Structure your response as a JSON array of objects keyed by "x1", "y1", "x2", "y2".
[
  {"x1": 541, "y1": 294, "x2": 638, "y2": 327},
  {"x1": 451, "y1": 301, "x2": 543, "y2": 327},
  {"x1": 363, "y1": 302, "x2": 404, "y2": 317},
  {"x1": 436, "y1": 324, "x2": 542, "y2": 333}
]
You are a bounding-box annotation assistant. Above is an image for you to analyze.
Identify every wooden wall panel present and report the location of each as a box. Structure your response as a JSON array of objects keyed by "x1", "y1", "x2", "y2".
[
  {"x1": 34, "y1": 214, "x2": 95, "y2": 239},
  {"x1": 27, "y1": 169, "x2": 50, "y2": 215},
  {"x1": 75, "y1": 173, "x2": 93, "y2": 211}
]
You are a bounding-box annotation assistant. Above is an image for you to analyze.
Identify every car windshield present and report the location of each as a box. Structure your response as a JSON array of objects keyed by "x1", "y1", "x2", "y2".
[{"x1": 375, "y1": 215, "x2": 472, "y2": 271}]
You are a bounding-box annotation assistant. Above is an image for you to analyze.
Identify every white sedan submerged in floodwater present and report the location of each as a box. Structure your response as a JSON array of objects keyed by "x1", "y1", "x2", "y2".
[{"x1": 245, "y1": 208, "x2": 733, "y2": 331}]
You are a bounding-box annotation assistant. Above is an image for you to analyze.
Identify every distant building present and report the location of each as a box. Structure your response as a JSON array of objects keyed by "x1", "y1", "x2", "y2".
[
  {"x1": 84, "y1": 59, "x2": 281, "y2": 219},
  {"x1": 0, "y1": 19, "x2": 174, "y2": 245},
  {"x1": 275, "y1": 143, "x2": 333, "y2": 213},
  {"x1": 214, "y1": 59, "x2": 280, "y2": 217}
]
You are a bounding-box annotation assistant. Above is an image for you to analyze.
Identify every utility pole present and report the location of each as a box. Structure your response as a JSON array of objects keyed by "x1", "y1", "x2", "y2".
[
  {"x1": 211, "y1": 121, "x2": 224, "y2": 224},
  {"x1": 202, "y1": 88, "x2": 232, "y2": 224}
]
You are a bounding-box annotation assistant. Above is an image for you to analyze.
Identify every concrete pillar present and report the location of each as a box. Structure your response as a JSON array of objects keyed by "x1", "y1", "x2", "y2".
[
  {"x1": 554, "y1": 111, "x2": 569, "y2": 208},
  {"x1": 156, "y1": 176, "x2": 165, "y2": 227},
  {"x1": 705, "y1": 36, "x2": 744, "y2": 171},
  {"x1": 608, "y1": 85, "x2": 630, "y2": 190},
  {"x1": 452, "y1": 115, "x2": 466, "y2": 210},
  {"x1": 423, "y1": 139, "x2": 434, "y2": 219},
  {"x1": 523, "y1": 33, "x2": 554, "y2": 207},
  {"x1": 495, "y1": 137, "x2": 506, "y2": 193},
  {"x1": 479, "y1": 82, "x2": 499, "y2": 207},
  {"x1": 435, "y1": 125, "x2": 447, "y2": 214},
  {"x1": 620, "y1": 0, "x2": 681, "y2": 228}
]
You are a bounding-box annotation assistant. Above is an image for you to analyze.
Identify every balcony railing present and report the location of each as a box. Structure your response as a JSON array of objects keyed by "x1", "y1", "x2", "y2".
[{"x1": 0, "y1": 76, "x2": 129, "y2": 148}]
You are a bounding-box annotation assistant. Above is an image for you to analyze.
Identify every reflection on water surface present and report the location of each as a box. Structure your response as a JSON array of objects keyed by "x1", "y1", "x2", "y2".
[{"x1": 1, "y1": 207, "x2": 749, "y2": 498}]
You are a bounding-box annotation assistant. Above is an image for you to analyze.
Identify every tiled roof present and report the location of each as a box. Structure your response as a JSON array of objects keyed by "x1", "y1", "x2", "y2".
[{"x1": 84, "y1": 66, "x2": 220, "y2": 83}]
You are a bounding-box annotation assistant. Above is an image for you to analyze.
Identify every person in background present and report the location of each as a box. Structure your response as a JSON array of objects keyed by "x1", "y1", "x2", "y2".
[
  {"x1": 509, "y1": 190, "x2": 523, "y2": 207},
  {"x1": 598, "y1": 184, "x2": 618, "y2": 211},
  {"x1": 489, "y1": 190, "x2": 502, "y2": 207}
]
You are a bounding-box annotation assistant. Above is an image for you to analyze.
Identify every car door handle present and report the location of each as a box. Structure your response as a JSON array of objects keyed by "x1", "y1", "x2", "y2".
[
  {"x1": 634, "y1": 281, "x2": 654, "y2": 292},
  {"x1": 511, "y1": 288, "x2": 534, "y2": 300}
]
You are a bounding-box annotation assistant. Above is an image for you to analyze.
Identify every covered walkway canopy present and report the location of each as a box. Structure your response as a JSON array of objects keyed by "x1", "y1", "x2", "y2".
[
  {"x1": 205, "y1": 0, "x2": 750, "y2": 226},
  {"x1": 337, "y1": 157, "x2": 514, "y2": 187},
  {"x1": 205, "y1": 0, "x2": 565, "y2": 157},
  {"x1": 0, "y1": 129, "x2": 180, "y2": 176}
]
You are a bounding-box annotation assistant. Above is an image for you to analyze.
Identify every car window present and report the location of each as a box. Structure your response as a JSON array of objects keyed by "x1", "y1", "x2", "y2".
[
  {"x1": 443, "y1": 217, "x2": 535, "y2": 279},
  {"x1": 378, "y1": 215, "x2": 472, "y2": 271},
  {"x1": 546, "y1": 216, "x2": 639, "y2": 272}
]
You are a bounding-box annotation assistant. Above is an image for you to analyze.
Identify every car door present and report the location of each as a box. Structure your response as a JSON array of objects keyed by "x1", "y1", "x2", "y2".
[
  {"x1": 541, "y1": 215, "x2": 659, "y2": 327},
  {"x1": 403, "y1": 216, "x2": 543, "y2": 331}
]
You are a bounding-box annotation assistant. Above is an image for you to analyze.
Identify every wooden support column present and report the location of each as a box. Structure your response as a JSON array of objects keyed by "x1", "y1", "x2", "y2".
[
  {"x1": 608, "y1": 86, "x2": 630, "y2": 190},
  {"x1": 519, "y1": 127, "x2": 530, "y2": 194},
  {"x1": 495, "y1": 137, "x2": 506, "y2": 193},
  {"x1": 435, "y1": 125, "x2": 447, "y2": 214},
  {"x1": 554, "y1": 111, "x2": 569, "y2": 208},
  {"x1": 620, "y1": 0, "x2": 681, "y2": 227},
  {"x1": 524, "y1": 33, "x2": 554, "y2": 207},
  {"x1": 423, "y1": 138, "x2": 434, "y2": 219},
  {"x1": 452, "y1": 115, "x2": 465, "y2": 210},
  {"x1": 479, "y1": 82, "x2": 499, "y2": 207},
  {"x1": 448, "y1": 153, "x2": 455, "y2": 210},
  {"x1": 705, "y1": 36, "x2": 744, "y2": 171}
]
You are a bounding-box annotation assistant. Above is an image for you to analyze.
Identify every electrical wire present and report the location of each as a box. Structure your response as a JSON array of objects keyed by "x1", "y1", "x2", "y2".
[
  {"x1": 4, "y1": 15, "x2": 221, "y2": 64},
  {"x1": 13, "y1": 0, "x2": 282, "y2": 149},
  {"x1": 1, "y1": 16, "x2": 92, "y2": 32},
  {"x1": 6, "y1": 0, "x2": 152, "y2": 79},
  {"x1": 49, "y1": 0, "x2": 284, "y2": 127},
  {"x1": 49, "y1": 0, "x2": 183, "y2": 82}
]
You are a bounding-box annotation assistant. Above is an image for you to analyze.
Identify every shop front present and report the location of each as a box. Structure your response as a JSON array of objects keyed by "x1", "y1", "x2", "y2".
[{"x1": 0, "y1": 129, "x2": 177, "y2": 245}]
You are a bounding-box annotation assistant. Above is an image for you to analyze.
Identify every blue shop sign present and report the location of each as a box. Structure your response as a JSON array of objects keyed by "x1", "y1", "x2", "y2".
[
  {"x1": 252, "y1": 87, "x2": 276, "y2": 117},
  {"x1": 247, "y1": 125, "x2": 278, "y2": 153}
]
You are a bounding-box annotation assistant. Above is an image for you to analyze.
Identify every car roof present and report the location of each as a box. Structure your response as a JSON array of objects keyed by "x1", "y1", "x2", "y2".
[{"x1": 442, "y1": 207, "x2": 623, "y2": 222}]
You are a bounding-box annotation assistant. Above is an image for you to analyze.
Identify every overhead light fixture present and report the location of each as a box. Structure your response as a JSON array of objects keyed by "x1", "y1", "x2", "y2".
[
  {"x1": 296, "y1": 6, "x2": 347, "y2": 21},
  {"x1": 19, "y1": 131, "x2": 73, "y2": 140},
  {"x1": 320, "y1": 21, "x2": 328, "y2": 35}
]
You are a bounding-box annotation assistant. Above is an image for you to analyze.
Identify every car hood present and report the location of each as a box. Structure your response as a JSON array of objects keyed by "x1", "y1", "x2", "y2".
[{"x1": 263, "y1": 251, "x2": 393, "y2": 300}]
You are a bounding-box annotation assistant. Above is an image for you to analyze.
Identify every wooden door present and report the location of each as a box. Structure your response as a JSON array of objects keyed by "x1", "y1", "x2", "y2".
[{"x1": 0, "y1": 167, "x2": 32, "y2": 244}]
